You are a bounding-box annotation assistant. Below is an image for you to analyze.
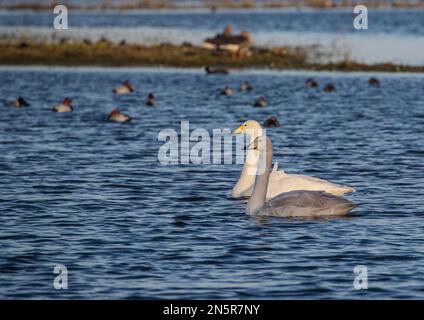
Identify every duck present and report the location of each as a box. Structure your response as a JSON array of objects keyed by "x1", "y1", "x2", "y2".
[
  {"x1": 202, "y1": 27, "x2": 253, "y2": 59},
  {"x1": 108, "y1": 109, "x2": 131, "y2": 123},
  {"x1": 240, "y1": 81, "x2": 253, "y2": 91},
  {"x1": 232, "y1": 120, "x2": 355, "y2": 200},
  {"x1": 205, "y1": 66, "x2": 229, "y2": 75},
  {"x1": 253, "y1": 96, "x2": 266, "y2": 107},
  {"x1": 221, "y1": 86, "x2": 233, "y2": 96},
  {"x1": 306, "y1": 78, "x2": 318, "y2": 87},
  {"x1": 323, "y1": 83, "x2": 336, "y2": 92},
  {"x1": 219, "y1": 31, "x2": 253, "y2": 59},
  {"x1": 8, "y1": 96, "x2": 29, "y2": 108},
  {"x1": 113, "y1": 80, "x2": 134, "y2": 94},
  {"x1": 53, "y1": 97, "x2": 73, "y2": 113},
  {"x1": 368, "y1": 77, "x2": 380, "y2": 86},
  {"x1": 145, "y1": 93, "x2": 156, "y2": 106},
  {"x1": 246, "y1": 136, "x2": 356, "y2": 217},
  {"x1": 263, "y1": 116, "x2": 280, "y2": 128}
]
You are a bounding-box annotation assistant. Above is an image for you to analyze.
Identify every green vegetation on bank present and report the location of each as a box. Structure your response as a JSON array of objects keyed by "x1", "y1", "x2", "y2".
[{"x1": 0, "y1": 42, "x2": 422, "y2": 72}]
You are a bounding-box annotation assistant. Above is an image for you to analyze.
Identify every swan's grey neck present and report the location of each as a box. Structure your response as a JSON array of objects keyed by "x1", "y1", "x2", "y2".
[{"x1": 246, "y1": 139, "x2": 273, "y2": 215}]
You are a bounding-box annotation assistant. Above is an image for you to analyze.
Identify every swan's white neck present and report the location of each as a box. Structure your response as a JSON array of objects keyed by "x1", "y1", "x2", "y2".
[{"x1": 232, "y1": 128, "x2": 263, "y2": 197}]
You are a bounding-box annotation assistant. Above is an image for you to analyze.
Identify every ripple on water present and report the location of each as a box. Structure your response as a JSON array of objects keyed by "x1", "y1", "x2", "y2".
[{"x1": 0, "y1": 68, "x2": 423, "y2": 299}]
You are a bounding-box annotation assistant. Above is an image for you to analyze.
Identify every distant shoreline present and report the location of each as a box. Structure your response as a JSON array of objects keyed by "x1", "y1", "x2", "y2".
[
  {"x1": 0, "y1": 42, "x2": 422, "y2": 73},
  {"x1": 1, "y1": 2, "x2": 423, "y2": 12}
]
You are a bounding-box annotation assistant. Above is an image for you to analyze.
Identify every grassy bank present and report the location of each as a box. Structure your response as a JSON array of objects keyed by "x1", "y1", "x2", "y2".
[{"x1": 0, "y1": 42, "x2": 422, "y2": 72}]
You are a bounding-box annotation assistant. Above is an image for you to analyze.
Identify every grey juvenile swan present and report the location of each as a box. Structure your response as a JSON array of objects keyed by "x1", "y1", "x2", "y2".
[{"x1": 247, "y1": 136, "x2": 357, "y2": 217}]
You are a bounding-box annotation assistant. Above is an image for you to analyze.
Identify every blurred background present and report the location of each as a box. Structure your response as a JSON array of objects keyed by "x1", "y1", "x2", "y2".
[{"x1": 0, "y1": 0, "x2": 423, "y2": 65}]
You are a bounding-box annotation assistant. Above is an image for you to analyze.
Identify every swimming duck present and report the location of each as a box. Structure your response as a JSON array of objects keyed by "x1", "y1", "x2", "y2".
[
  {"x1": 232, "y1": 120, "x2": 355, "y2": 200},
  {"x1": 8, "y1": 96, "x2": 29, "y2": 108},
  {"x1": 113, "y1": 80, "x2": 134, "y2": 94},
  {"x1": 107, "y1": 109, "x2": 131, "y2": 123},
  {"x1": 221, "y1": 86, "x2": 233, "y2": 96},
  {"x1": 246, "y1": 136, "x2": 356, "y2": 218},
  {"x1": 240, "y1": 81, "x2": 253, "y2": 91},
  {"x1": 306, "y1": 78, "x2": 318, "y2": 87},
  {"x1": 205, "y1": 66, "x2": 229, "y2": 75},
  {"x1": 145, "y1": 93, "x2": 156, "y2": 106},
  {"x1": 53, "y1": 98, "x2": 73, "y2": 113},
  {"x1": 323, "y1": 83, "x2": 336, "y2": 92},
  {"x1": 368, "y1": 77, "x2": 380, "y2": 86},
  {"x1": 263, "y1": 116, "x2": 280, "y2": 128},
  {"x1": 253, "y1": 96, "x2": 267, "y2": 107}
]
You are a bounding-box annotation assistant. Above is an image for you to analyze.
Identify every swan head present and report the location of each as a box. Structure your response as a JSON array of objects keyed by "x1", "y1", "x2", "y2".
[{"x1": 233, "y1": 120, "x2": 263, "y2": 139}]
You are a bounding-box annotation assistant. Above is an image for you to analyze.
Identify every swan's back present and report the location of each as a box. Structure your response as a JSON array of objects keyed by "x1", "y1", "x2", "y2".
[
  {"x1": 267, "y1": 170, "x2": 355, "y2": 198},
  {"x1": 265, "y1": 190, "x2": 356, "y2": 217}
]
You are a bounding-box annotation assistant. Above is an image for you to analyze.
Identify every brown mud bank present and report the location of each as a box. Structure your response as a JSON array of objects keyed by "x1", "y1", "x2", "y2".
[{"x1": 0, "y1": 41, "x2": 422, "y2": 72}]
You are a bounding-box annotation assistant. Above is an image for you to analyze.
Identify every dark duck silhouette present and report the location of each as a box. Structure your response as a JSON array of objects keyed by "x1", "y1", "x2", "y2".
[
  {"x1": 323, "y1": 83, "x2": 336, "y2": 92},
  {"x1": 205, "y1": 66, "x2": 229, "y2": 75},
  {"x1": 221, "y1": 86, "x2": 233, "y2": 96},
  {"x1": 240, "y1": 81, "x2": 253, "y2": 91},
  {"x1": 145, "y1": 93, "x2": 156, "y2": 106},
  {"x1": 263, "y1": 116, "x2": 281, "y2": 128},
  {"x1": 368, "y1": 77, "x2": 380, "y2": 86},
  {"x1": 306, "y1": 78, "x2": 318, "y2": 87},
  {"x1": 8, "y1": 96, "x2": 29, "y2": 108},
  {"x1": 253, "y1": 96, "x2": 267, "y2": 107}
]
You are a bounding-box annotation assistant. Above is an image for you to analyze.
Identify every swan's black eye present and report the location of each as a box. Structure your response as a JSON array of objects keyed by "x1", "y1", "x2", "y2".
[{"x1": 244, "y1": 124, "x2": 247, "y2": 127}]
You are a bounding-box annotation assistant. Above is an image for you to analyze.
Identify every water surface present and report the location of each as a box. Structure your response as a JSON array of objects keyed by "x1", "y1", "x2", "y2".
[{"x1": 0, "y1": 67, "x2": 423, "y2": 299}]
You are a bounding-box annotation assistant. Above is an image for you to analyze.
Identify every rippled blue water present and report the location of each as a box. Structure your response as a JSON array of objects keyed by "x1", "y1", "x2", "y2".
[
  {"x1": 1, "y1": 8, "x2": 423, "y2": 35},
  {"x1": 0, "y1": 67, "x2": 423, "y2": 299}
]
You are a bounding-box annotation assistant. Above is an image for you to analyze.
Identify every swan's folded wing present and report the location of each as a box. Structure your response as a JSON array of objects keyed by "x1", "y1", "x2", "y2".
[
  {"x1": 271, "y1": 172, "x2": 336, "y2": 186},
  {"x1": 269, "y1": 190, "x2": 332, "y2": 208},
  {"x1": 268, "y1": 172, "x2": 355, "y2": 196},
  {"x1": 267, "y1": 190, "x2": 356, "y2": 217}
]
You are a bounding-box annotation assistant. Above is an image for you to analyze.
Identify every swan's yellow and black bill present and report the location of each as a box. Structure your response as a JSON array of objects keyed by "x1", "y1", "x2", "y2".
[{"x1": 233, "y1": 124, "x2": 245, "y2": 134}]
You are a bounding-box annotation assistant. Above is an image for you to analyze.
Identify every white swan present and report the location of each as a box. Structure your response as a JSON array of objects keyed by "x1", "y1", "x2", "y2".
[
  {"x1": 232, "y1": 120, "x2": 355, "y2": 200},
  {"x1": 247, "y1": 136, "x2": 356, "y2": 217}
]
